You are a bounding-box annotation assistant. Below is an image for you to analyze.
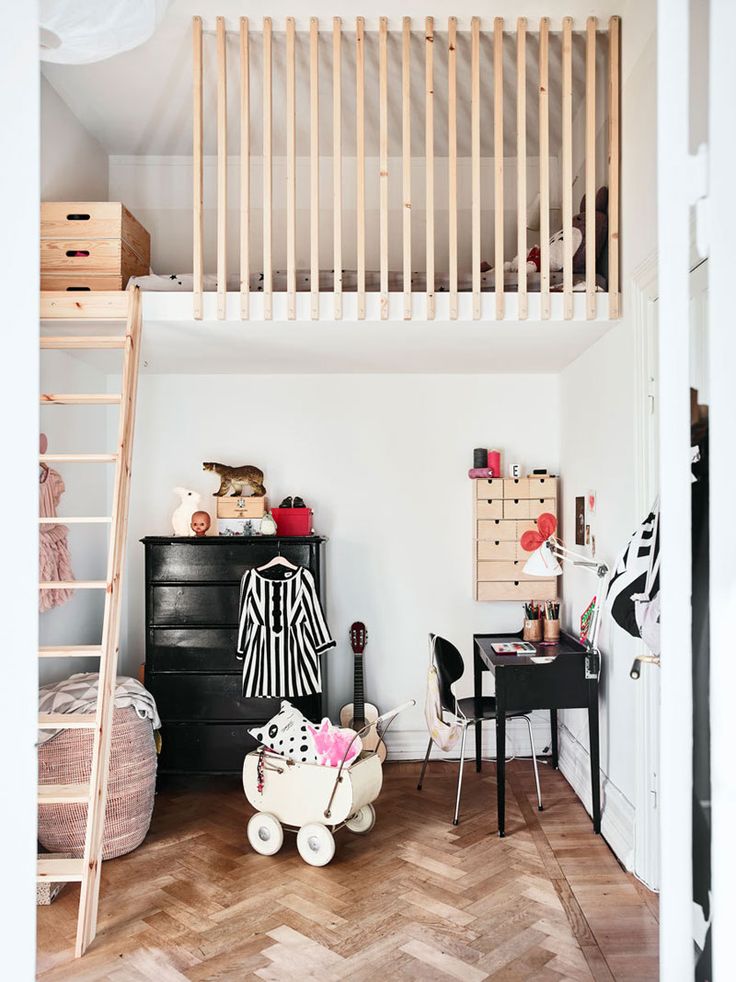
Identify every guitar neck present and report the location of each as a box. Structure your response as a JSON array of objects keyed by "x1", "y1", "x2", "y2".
[{"x1": 353, "y1": 653, "x2": 366, "y2": 721}]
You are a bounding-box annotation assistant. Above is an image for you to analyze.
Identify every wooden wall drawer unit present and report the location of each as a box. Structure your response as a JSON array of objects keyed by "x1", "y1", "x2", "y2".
[
  {"x1": 143, "y1": 535, "x2": 326, "y2": 775},
  {"x1": 216, "y1": 496, "x2": 266, "y2": 519},
  {"x1": 41, "y1": 201, "x2": 150, "y2": 291},
  {"x1": 473, "y1": 475, "x2": 558, "y2": 602}
]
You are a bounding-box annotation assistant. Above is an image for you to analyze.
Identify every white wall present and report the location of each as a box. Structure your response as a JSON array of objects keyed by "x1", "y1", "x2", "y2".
[
  {"x1": 556, "y1": 2, "x2": 657, "y2": 870},
  {"x1": 39, "y1": 353, "x2": 111, "y2": 685},
  {"x1": 121, "y1": 372, "x2": 560, "y2": 755},
  {"x1": 41, "y1": 75, "x2": 108, "y2": 200}
]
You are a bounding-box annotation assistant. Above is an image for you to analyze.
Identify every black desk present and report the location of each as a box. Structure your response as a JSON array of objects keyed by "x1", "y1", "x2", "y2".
[{"x1": 473, "y1": 632, "x2": 601, "y2": 837}]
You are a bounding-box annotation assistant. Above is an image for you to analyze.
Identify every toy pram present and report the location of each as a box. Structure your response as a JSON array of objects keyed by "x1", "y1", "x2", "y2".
[{"x1": 243, "y1": 701, "x2": 413, "y2": 866}]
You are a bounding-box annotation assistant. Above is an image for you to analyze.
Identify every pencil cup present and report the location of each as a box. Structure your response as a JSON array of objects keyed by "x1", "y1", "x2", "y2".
[
  {"x1": 523, "y1": 619, "x2": 543, "y2": 642},
  {"x1": 544, "y1": 619, "x2": 561, "y2": 642}
]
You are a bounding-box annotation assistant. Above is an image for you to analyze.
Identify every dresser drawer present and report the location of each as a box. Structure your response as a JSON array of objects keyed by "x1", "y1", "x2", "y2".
[
  {"x1": 503, "y1": 478, "x2": 530, "y2": 498},
  {"x1": 476, "y1": 561, "x2": 537, "y2": 582},
  {"x1": 476, "y1": 540, "x2": 517, "y2": 561},
  {"x1": 147, "y1": 541, "x2": 315, "y2": 583},
  {"x1": 476, "y1": 498, "x2": 504, "y2": 520},
  {"x1": 476, "y1": 580, "x2": 557, "y2": 602},
  {"x1": 474, "y1": 477, "x2": 505, "y2": 499},
  {"x1": 147, "y1": 628, "x2": 238, "y2": 672},
  {"x1": 503, "y1": 498, "x2": 531, "y2": 520},
  {"x1": 477, "y1": 519, "x2": 518, "y2": 541},
  {"x1": 148, "y1": 673, "x2": 268, "y2": 721},
  {"x1": 150, "y1": 584, "x2": 239, "y2": 625},
  {"x1": 529, "y1": 498, "x2": 557, "y2": 520},
  {"x1": 528, "y1": 476, "x2": 558, "y2": 497}
]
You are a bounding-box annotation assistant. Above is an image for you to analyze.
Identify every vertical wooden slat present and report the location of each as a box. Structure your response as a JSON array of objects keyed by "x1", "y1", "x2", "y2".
[
  {"x1": 539, "y1": 17, "x2": 550, "y2": 320},
  {"x1": 333, "y1": 18, "x2": 342, "y2": 319},
  {"x1": 516, "y1": 18, "x2": 527, "y2": 320},
  {"x1": 471, "y1": 17, "x2": 480, "y2": 320},
  {"x1": 425, "y1": 16, "x2": 435, "y2": 320},
  {"x1": 192, "y1": 17, "x2": 203, "y2": 321},
  {"x1": 402, "y1": 17, "x2": 412, "y2": 319},
  {"x1": 586, "y1": 17, "x2": 597, "y2": 319},
  {"x1": 216, "y1": 17, "x2": 227, "y2": 321},
  {"x1": 239, "y1": 18, "x2": 249, "y2": 320},
  {"x1": 379, "y1": 17, "x2": 389, "y2": 319},
  {"x1": 310, "y1": 18, "x2": 319, "y2": 320},
  {"x1": 286, "y1": 17, "x2": 296, "y2": 320},
  {"x1": 608, "y1": 16, "x2": 621, "y2": 319},
  {"x1": 263, "y1": 17, "x2": 272, "y2": 320},
  {"x1": 494, "y1": 17, "x2": 505, "y2": 320},
  {"x1": 562, "y1": 16, "x2": 573, "y2": 320},
  {"x1": 448, "y1": 17, "x2": 458, "y2": 320},
  {"x1": 356, "y1": 17, "x2": 366, "y2": 320}
]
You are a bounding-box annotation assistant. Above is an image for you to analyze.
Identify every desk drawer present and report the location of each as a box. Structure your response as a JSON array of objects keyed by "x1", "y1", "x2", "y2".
[
  {"x1": 147, "y1": 541, "x2": 314, "y2": 583},
  {"x1": 147, "y1": 628, "x2": 238, "y2": 672},
  {"x1": 476, "y1": 579, "x2": 557, "y2": 602},
  {"x1": 476, "y1": 540, "x2": 517, "y2": 561},
  {"x1": 503, "y1": 498, "x2": 531, "y2": 520},
  {"x1": 476, "y1": 498, "x2": 504, "y2": 520},
  {"x1": 474, "y1": 477, "x2": 505, "y2": 499},
  {"x1": 150, "y1": 584, "x2": 239, "y2": 625},
  {"x1": 528, "y1": 476, "x2": 558, "y2": 497},
  {"x1": 476, "y1": 561, "x2": 537, "y2": 582},
  {"x1": 477, "y1": 519, "x2": 518, "y2": 541},
  {"x1": 529, "y1": 498, "x2": 557, "y2": 520}
]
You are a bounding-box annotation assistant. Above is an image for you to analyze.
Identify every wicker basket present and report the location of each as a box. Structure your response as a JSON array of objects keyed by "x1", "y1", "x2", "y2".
[{"x1": 38, "y1": 707, "x2": 157, "y2": 860}]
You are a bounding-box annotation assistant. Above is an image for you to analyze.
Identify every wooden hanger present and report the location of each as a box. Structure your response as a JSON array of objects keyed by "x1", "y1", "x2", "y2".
[{"x1": 257, "y1": 554, "x2": 298, "y2": 571}]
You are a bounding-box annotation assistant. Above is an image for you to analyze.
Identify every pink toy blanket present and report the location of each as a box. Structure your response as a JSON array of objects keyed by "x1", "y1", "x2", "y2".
[{"x1": 249, "y1": 701, "x2": 362, "y2": 767}]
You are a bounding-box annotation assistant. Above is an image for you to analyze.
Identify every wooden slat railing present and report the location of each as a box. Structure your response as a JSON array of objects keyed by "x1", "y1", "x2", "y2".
[{"x1": 192, "y1": 16, "x2": 621, "y2": 323}]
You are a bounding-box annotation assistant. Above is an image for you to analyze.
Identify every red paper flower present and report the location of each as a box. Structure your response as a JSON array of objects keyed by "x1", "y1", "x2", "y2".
[{"x1": 520, "y1": 512, "x2": 557, "y2": 552}]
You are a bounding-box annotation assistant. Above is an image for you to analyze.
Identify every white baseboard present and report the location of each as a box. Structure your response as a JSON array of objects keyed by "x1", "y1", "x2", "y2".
[
  {"x1": 557, "y1": 722, "x2": 635, "y2": 871},
  {"x1": 385, "y1": 717, "x2": 552, "y2": 762}
]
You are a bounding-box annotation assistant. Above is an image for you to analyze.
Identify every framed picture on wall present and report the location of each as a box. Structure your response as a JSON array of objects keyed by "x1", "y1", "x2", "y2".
[{"x1": 575, "y1": 496, "x2": 585, "y2": 545}]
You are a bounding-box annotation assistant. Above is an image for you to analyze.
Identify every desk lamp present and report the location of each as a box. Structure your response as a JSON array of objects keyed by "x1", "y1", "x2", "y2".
[{"x1": 520, "y1": 514, "x2": 608, "y2": 678}]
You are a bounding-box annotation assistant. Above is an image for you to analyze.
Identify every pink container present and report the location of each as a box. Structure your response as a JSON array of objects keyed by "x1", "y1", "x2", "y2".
[{"x1": 487, "y1": 450, "x2": 501, "y2": 477}]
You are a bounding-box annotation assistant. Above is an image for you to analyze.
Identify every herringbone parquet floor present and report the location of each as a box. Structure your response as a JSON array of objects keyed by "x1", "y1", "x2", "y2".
[{"x1": 37, "y1": 760, "x2": 658, "y2": 981}]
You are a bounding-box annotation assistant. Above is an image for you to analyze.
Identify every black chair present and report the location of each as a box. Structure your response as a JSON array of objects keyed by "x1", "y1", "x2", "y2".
[{"x1": 417, "y1": 633, "x2": 543, "y2": 825}]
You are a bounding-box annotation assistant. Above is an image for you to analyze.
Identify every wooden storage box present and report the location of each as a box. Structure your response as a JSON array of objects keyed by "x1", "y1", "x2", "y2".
[
  {"x1": 476, "y1": 498, "x2": 504, "y2": 520},
  {"x1": 529, "y1": 497, "x2": 557, "y2": 520},
  {"x1": 216, "y1": 496, "x2": 266, "y2": 519},
  {"x1": 476, "y1": 540, "x2": 517, "y2": 561},
  {"x1": 476, "y1": 580, "x2": 557, "y2": 602},
  {"x1": 503, "y1": 498, "x2": 531, "y2": 520},
  {"x1": 40, "y1": 202, "x2": 150, "y2": 291},
  {"x1": 503, "y1": 477, "x2": 530, "y2": 497},
  {"x1": 528, "y1": 476, "x2": 558, "y2": 497},
  {"x1": 477, "y1": 519, "x2": 519, "y2": 541},
  {"x1": 474, "y1": 477, "x2": 505, "y2": 499}
]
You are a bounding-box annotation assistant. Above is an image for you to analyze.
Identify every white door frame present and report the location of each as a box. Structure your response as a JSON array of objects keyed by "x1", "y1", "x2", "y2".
[{"x1": 632, "y1": 253, "x2": 661, "y2": 892}]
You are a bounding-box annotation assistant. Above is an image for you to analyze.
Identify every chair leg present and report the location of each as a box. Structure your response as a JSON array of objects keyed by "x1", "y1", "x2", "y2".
[
  {"x1": 452, "y1": 723, "x2": 469, "y2": 826},
  {"x1": 523, "y1": 716, "x2": 544, "y2": 811},
  {"x1": 417, "y1": 737, "x2": 433, "y2": 791}
]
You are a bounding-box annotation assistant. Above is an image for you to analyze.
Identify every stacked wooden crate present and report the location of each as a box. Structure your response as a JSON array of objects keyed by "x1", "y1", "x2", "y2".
[
  {"x1": 474, "y1": 475, "x2": 559, "y2": 601},
  {"x1": 41, "y1": 202, "x2": 150, "y2": 291}
]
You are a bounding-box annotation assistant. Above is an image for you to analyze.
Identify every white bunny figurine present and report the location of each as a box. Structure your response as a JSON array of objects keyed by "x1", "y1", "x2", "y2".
[{"x1": 172, "y1": 487, "x2": 202, "y2": 536}]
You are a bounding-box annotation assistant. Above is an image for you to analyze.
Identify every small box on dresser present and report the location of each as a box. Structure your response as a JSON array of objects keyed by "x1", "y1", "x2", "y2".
[{"x1": 473, "y1": 475, "x2": 558, "y2": 602}]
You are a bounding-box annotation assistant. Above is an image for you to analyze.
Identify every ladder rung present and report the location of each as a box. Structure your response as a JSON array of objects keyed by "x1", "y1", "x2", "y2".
[
  {"x1": 39, "y1": 713, "x2": 97, "y2": 730},
  {"x1": 40, "y1": 454, "x2": 118, "y2": 463},
  {"x1": 39, "y1": 580, "x2": 108, "y2": 590},
  {"x1": 41, "y1": 291, "x2": 130, "y2": 321},
  {"x1": 37, "y1": 857, "x2": 85, "y2": 883},
  {"x1": 41, "y1": 394, "x2": 122, "y2": 405},
  {"x1": 39, "y1": 645, "x2": 102, "y2": 658},
  {"x1": 41, "y1": 336, "x2": 126, "y2": 350},
  {"x1": 39, "y1": 783, "x2": 90, "y2": 805},
  {"x1": 39, "y1": 516, "x2": 112, "y2": 524}
]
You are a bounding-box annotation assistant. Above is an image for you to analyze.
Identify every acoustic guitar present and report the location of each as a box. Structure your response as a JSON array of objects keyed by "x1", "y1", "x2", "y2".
[{"x1": 339, "y1": 621, "x2": 387, "y2": 762}]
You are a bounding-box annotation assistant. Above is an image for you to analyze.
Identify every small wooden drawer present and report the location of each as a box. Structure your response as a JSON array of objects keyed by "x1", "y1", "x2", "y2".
[
  {"x1": 529, "y1": 498, "x2": 556, "y2": 520},
  {"x1": 476, "y1": 498, "x2": 504, "y2": 520},
  {"x1": 40, "y1": 237, "x2": 148, "y2": 282},
  {"x1": 41, "y1": 201, "x2": 150, "y2": 259},
  {"x1": 216, "y1": 496, "x2": 266, "y2": 519},
  {"x1": 474, "y1": 477, "x2": 505, "y2": 499},
  {"x1": 476, "y1": 579, "x2": 557, "y2": 602},
  {"x1": 476, "y1": 540, "x2": 517, "y2": 561},
  {"x1": 503, "y1": 478, "x2": 530, "y2": 498},
  {"x1": 477, "y1": 519, "x2": 518, "y2": 541},
  {"x1": 41, "y1": 273, "x2": 125, "y2": 292},
  {"x1": 529, "y1": 476, "x2": 558, "y2": 497},
  {"x1": 476, "y1": 560, "x2": 536, "y2": 582},
  {"x1": 503, "y1": 498, "x2": 531, "y2": 520}
]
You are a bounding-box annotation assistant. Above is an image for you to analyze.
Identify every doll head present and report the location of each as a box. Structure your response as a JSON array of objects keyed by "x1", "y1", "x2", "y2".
[{"x1": 191, "y1": 511, "x2": 211, "y2": 537}]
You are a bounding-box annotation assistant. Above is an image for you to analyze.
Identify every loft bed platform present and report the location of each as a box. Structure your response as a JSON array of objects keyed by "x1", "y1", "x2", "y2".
[{"x1": 40, "y1": 290, "x2": 614, "y2": 373}]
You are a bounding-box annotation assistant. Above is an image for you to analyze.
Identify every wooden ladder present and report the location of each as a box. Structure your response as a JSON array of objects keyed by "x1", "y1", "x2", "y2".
[{"x1": 37, "y1": 289, "x2": 142, "y2": 957}]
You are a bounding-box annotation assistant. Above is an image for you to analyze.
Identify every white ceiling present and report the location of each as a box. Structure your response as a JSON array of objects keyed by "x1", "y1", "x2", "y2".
[{"x1": 41, "y1": 1, "x2": 612, "y2": 159}]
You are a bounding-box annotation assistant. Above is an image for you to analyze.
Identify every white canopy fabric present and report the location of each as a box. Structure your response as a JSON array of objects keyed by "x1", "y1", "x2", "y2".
[{"x1": 40, "y1": 0, "x2": 169, "y2": 64}]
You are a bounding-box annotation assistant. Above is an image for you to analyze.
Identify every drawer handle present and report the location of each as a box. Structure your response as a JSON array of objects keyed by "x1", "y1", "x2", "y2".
[
  {"x1": 66, "y1": 213, "x2": 91, "y2": 221},
  {"x1": 495, "y1": 540, "x2": 500, "y2": 545},
  {"x1": 494, "y1": 520, "x2": 500, "y2": 525},
  {"x1": 514, "y1": 580, "x2": 519, "y2": 586},
  {"x1": 514, "y1": 499, "x2": 519, "y2": 504},
  {"x1": 66, "y1": 249, "x2": 90, "y2": 257},
  {"x1": 66, "y1": 286, "x2": 91, "y2": 291}
]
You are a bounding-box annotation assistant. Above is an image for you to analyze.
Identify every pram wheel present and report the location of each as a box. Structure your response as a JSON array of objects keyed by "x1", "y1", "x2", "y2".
[
  {"x1": 345, "y1": 804, "x2": 376, "y2": 834},
  {"x1": 247, "y1": 812, "x2": 284, "y2": 856},
  {"x1": 296, "y1": 823, "x2": 335, "y2": 866}
]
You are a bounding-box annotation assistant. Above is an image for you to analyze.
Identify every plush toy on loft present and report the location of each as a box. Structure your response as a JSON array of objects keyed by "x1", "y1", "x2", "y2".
[
  {"x1": 549, "y1": 186, "x2": 609, "y2": 275},
  {"x1": 203, "y1": 461, "x2": 267, "y2": 497}
]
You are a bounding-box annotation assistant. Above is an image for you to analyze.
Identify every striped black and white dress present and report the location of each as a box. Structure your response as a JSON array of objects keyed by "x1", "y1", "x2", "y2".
[{"x1": 236, "y1": 566, "x2": 335, "y2": 698}]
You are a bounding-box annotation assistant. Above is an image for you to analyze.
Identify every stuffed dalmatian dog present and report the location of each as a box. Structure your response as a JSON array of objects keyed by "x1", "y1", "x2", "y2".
[{"x1": 249, "y1": 701, "x2": 362, "y2": 767}]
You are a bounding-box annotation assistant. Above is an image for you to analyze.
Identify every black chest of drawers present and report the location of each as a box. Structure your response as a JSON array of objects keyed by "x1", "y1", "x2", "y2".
[{"x1": 142, "y1": 536, "x2": 327, "y2": 774}]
